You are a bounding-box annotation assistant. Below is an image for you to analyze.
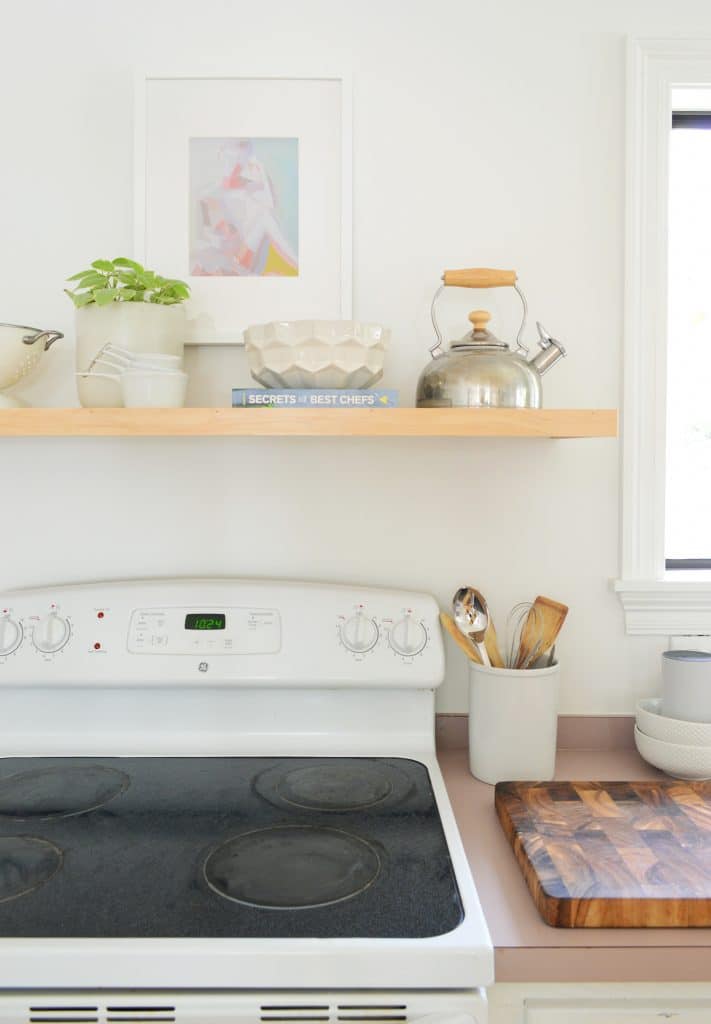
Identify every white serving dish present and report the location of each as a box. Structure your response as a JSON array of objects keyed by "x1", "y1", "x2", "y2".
[
  {"x1": 634, "y1": 724, "x2": 711, "y2": 780},
  {"x1": 636, "y1": 697, "x2": 711, "y2": 746},
  {"x1": 243, "y1": 320, "x2": 389, "y2": 389}
]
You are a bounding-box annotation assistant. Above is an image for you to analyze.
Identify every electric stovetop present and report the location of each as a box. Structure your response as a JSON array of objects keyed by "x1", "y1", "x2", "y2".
[{"x1": 0, "y1": 756, "x2": 463, "y2": 939}]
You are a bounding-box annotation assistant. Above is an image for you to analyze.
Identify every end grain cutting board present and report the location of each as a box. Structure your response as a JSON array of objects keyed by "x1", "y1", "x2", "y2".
[{"x1": 495, "y1": 780, "x2": 711, "y2": 927}]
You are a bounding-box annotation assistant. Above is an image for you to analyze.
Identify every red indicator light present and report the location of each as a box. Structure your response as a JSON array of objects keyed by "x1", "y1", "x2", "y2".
[
  {"x1": 97, "y1": 611, "x2": 105, "y2": 619},
  {"x1": 93, "y1": 642, "x2": 101, "y2": 650}
]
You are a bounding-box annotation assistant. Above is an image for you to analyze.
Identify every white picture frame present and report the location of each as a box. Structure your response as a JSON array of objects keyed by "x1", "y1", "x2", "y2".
[{"x1": 134, "y1": 70, "x2": 352, "y2": 345}]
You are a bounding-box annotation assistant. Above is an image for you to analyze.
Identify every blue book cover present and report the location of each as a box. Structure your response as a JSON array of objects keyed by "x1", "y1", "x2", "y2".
[{"x1": 232, "y1": 388, "x2": 399, "y2": 408}]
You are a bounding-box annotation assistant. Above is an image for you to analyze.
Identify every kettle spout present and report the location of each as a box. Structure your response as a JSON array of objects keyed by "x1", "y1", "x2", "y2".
[{"x1": 530, "y1": 321, "x2": 566, "y2": 376}]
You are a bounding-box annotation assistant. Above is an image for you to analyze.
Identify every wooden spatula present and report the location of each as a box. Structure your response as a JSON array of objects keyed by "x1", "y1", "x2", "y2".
[
  {"x1": 439, "y1": 611, "x2": 483, "y2": 664},
  {"x1": 484, "y1": 617, "x2": 505, "y2": 668},
  {"x1": 514, "y1": 595, "x2": 568, "y2": 669}
]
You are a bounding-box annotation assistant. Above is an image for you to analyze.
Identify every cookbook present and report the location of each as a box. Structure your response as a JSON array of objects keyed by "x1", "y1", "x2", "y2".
[{"x1": 232, "y1": 388, "x2": 399, "y2": 408}]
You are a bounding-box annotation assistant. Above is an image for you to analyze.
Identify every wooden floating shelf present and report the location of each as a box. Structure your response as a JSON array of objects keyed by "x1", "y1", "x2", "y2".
[
  {"x1": 0, "y1": 407, "x2": 619, "y2": 438},
  {"x1": 0, "y1": 408, "x2": 617, "y2": 438}
]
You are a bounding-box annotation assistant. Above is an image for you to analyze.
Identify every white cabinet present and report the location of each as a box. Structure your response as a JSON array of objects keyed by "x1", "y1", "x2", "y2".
[
  {"x1": 488, "y1": 986, "x2": 711, "y2": 1024},
  {"x1": 525, "y1": 1000, "x2": 711, "y2": 1023}
]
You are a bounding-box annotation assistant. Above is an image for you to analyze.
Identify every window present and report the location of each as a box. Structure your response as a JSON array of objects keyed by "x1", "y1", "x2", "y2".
[
  {"x1": 666, "y1": 101, "x2": 711, "y2": 570},
  {"x1": 616, "y1": 41, "x2": 711, "y2": 634}
]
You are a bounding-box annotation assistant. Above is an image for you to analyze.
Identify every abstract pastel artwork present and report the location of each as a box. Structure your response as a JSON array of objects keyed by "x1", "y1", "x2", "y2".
[{"x1": 189, "y1": 137, "x2": 299, "y2": 277}]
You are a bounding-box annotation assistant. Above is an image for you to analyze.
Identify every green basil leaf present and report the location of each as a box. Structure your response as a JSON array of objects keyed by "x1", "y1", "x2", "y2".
[
  {"x1": 115, "y1": 271, "x2": 138, "y2": 285},
  {"x1": 72, "y1": 272, "x2": 106, "y2": 289},
  {"x1": 112, "y1": 257, "x2": 144, "y2": 272},
  {"x1": 93, "y1": 287, "x2": 121, "y2": 306},
  {"x1": 165, "y1": 281, "x2": 190, "y2": 298},
  {"x1": 64, "y1": 289, "x2": 94, "y2": 307},
  {"x1": 91, "y1": 259, "x2": 115, "y2": 272}
]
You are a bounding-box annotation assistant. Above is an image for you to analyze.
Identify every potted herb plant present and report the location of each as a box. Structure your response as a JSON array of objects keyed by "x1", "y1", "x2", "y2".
[{"x1": 65, "y1": 258, "x2": 190, "y2": 408}]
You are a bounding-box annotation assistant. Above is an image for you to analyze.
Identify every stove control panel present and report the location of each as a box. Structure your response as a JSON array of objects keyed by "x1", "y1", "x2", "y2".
[
  {"x1": 0, "y1": 579, "x2": 444, "y2": 689},
  {"x1": 337, "y1": 605, "x2": 430, "y2": 661},
  {"x1": 127, "y1": 606, "x2": 281, "y2": 655}
]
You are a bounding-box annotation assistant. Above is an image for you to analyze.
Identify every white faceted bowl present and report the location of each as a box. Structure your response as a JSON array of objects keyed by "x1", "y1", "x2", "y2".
[
  {"x1": 634, "y1": 725, "x2": 711, "y2": 780},
  {"x1": 636, "y1": 697, "x2": 711, "y2": 746},
  {"x1": 243, "y1": 320, "x2": 389, "y2": 389}
]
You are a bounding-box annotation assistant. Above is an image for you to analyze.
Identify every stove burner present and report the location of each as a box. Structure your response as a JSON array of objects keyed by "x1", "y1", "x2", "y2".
[
  {"x1": 278, "y1": 762, "x2": 393, "y2": 811},
  {"x1": 0, "y1": 765, "x2": 129, "y2": 821},
  {"x1": 255, "y1": 758, "x2": 415, "y2": 813},
  {"x1": 0, "y1": 836, "x2": 63, "y2": 904},
  {"x1": 204, "y1": 825, "x2": 381, "y2": 909}
]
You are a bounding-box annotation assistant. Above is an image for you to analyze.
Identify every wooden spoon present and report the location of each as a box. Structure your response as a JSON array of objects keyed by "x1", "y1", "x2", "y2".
[
  {"x1": 439, "y1": 612, "x2": 483, "y2": 664},
  {"x1": 514, "y1": 595, "x2": 568, "y2": 669},
  {"x1": 484, "y1": 616, "x2": 505, "y2": 669}
]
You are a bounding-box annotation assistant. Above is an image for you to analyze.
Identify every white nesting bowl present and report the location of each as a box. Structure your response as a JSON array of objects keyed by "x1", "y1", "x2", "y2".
[
  {"x1": 243, "y1": 320, "x2": 389, "y2": 389},
  {"x1": 634, "y1": 725, "x2": 711, "y2": 780},
  {"x1": 636, "y1": 697, "x2": 711, "y2": 746}
]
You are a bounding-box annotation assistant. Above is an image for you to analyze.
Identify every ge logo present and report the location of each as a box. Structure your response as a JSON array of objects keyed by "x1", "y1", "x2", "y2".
[{"x1": 198, "y1": 661, "x2": 209, "y2": 673}]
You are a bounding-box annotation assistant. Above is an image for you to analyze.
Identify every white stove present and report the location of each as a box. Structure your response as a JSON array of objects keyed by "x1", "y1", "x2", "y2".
[{"x1": 0, "y1": 578, "x2": 492, "y2": 1024}]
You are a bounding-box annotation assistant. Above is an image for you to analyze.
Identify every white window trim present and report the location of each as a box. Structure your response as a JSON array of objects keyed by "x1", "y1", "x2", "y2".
[{"x1": 616, "y1": 37, "x2": 711, "y2": 636}]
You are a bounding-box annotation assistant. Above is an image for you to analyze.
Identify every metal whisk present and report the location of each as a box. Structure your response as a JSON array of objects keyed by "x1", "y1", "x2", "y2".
[{"x1": 505, "y1": 602, "x2": 544, "y2": 669}]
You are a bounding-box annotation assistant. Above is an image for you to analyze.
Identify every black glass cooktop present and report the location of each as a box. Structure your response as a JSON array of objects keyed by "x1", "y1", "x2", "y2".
[{"x1": 0, "y1": 757, "x2": 463, "y2": 938}]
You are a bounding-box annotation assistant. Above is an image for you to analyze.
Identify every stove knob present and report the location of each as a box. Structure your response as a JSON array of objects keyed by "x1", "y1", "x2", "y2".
[
  {"x1": 32, "y1": 609, "x2": 70, "y2": 654},
  {"x1": 389, "y1": 614, "x2": 427, "y2": 657},
  {"x1": 340, "y1": 611, "x2": 379, "y2": 653},
  {"x1": 0, "y1": 614, "x2": 22, "y2": 656}
]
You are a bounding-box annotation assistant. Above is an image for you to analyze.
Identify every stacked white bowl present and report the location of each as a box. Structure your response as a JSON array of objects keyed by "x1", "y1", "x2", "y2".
[
  {"x1": 635, "y1": 650, "x2": 711, "y2": 779},
  {"x1": 76, "y1": 344, "x2": 188, "y2": 408}
]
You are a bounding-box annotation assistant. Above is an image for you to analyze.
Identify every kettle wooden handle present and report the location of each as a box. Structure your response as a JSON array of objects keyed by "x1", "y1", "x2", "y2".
[{"x1": 442, "y1": 268, "x2": 517, "y2": 288}]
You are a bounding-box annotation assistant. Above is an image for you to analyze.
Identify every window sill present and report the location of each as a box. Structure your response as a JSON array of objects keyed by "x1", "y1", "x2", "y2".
[{"x1": 615, "y1": 578, "x2": 711, "y2": 635}]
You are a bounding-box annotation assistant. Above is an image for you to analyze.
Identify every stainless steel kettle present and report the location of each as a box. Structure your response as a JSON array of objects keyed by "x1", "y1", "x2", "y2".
[{"x1": 415, "y1": 268, "x2": 566, "y2": 408}]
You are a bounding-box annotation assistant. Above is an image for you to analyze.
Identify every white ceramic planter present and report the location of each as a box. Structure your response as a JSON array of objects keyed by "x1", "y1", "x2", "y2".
[
  {"x1": 468, "y1": 661, "x2": 560, "y2": 785},
  {"x1": 75, "y1": 303, "x2": 186, "y2": 408}
]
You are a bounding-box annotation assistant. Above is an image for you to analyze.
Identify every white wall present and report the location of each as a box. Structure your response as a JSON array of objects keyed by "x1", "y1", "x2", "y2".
[{"x1": 4, "y1": 0, "x2": 707, "y2": 713}]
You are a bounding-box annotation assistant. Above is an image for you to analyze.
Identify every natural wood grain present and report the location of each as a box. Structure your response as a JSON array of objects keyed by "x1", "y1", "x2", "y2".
[
  {"x1": 484, "y1": 616, "x2": 505, "y2": 668},
  {"x1": 0, "y1": 408, "x2": 619, "y2": 438},
  {"x1": 514, "y1": 595, "x2": 569, "y2": 669},
  {"x1": 495, "y1": 780, "x2": 711, "y2": 927},
  {"x1": 443, "y1": 268, "x2": 517, "y2": 288},
  {"x1": 468, "y1": 310, "x2": 492, "y2": 331}
]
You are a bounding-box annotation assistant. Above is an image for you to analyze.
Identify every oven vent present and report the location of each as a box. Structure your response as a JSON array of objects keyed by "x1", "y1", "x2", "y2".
[
  {"x1": 105, "y1": 1008, "x2": 176, "y2": 1023},
  {"x1": 260, "y1": 1005, "x2": 330, "y2": 1022},
  {"x1": 29, "y1": 1008, "x2": 98, "y2": 1024},
  {"x1": 27, "y1": 1007, "x2": 176, "y2": 1024},
  {"x1": 336, "y1": 1006, "x2": 408, "y2": 1022}
]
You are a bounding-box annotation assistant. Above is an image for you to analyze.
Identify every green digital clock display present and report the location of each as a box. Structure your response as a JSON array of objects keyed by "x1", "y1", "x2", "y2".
[{"x1": 185, "y1": 613, "x2": 226, "y2": 631}]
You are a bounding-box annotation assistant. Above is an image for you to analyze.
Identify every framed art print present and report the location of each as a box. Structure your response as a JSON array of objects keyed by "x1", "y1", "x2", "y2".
[{"x1": 134, "y1": 72, "x2": 352, "y2": 344}]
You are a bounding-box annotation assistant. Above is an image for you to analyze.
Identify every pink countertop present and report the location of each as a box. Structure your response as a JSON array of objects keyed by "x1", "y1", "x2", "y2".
[{"x1": 439, "y1": 746, "x2": 711, "y2": 983}]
